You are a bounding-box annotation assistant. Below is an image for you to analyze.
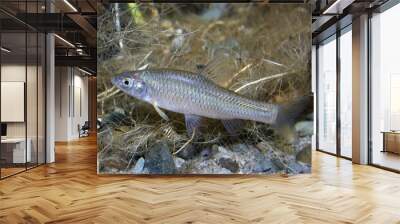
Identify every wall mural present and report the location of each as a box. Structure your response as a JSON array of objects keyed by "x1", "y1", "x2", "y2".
[{"x1": 97, "y1": 3, "x2": 313, "y2": 175}]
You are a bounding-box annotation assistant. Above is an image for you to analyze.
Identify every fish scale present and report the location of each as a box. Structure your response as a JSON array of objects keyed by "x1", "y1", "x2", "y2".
[{"x1": 112, "y1": 68, "x2": 280, "y2": 125}]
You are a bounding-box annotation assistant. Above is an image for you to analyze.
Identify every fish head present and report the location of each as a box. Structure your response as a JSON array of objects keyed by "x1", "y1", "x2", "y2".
[{"x1": 111, "y1": 71, "x2": 150, "y2": 101}]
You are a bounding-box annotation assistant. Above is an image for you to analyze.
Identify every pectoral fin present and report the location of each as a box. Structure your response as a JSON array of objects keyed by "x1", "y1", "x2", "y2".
[
  {"x1": 153, "y1": 102, "x2": 169, "y2": 121},
  {"x1": 221, "y1": 119, "x2": 245, "y2": 136},
  {"x1": 184, "y1": 114, "x2": 203, "y2": 137}
]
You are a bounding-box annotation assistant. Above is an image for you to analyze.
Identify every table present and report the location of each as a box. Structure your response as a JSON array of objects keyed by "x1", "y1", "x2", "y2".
[
  {"x1": 1, "y1": 138, "x2": 32, "y2": 163},
  {"x1": 382, "y1": 131, "x2": 400, "y2": 154}
]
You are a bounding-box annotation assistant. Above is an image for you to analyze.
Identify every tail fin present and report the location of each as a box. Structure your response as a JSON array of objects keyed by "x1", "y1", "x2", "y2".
[{"x1": 274, "y1": 95, "x2": 313, "y2": 128}]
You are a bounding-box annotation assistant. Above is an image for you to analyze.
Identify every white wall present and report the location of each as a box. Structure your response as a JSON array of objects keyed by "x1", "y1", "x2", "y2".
[
  {"x1": 72, "y1": 73, "x2": 89, "y2": 138},
  {"x1": 339, "y1": 29, "x2": 353, "y2": 158},
  {"x1": 1, "y1": 82, "x2": 25, "y2": 122},
  {"x1": 55, "y1": 67, "x2": 89, "y2": 141},
  {"x1": 55, "y1": 67, "x2": 69, "y2": 141}
]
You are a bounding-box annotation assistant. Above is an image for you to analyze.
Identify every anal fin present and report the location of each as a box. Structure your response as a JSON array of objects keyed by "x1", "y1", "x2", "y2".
[{"x1": 185, "y1": 114, "x2": 203, "y2": 137}]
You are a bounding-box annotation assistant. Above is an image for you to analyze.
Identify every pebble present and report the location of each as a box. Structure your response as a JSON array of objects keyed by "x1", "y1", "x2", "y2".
[{"x1": 131, "y1": 157, "x2": 145, "y2": 173}]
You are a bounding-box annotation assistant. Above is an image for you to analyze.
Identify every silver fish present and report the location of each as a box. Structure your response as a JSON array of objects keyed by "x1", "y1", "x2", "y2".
[{"x1": 111, "y1": 68, "x2": 294, "y2": 135}]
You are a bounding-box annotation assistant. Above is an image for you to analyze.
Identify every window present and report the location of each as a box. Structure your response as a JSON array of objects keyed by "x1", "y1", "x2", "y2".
[
  {"x1": 317, "y1": 35, "x2": 337, "y2": 154},
  {"x1": 316, "y1": 25, "x2": 353, "y2": 159},
  {"x1": 339, "y1": 27, "x2": 352, "y2": 158},
  {"x1": 370, "y1": 2, "x2": 400, "y2": 171},
  {"x1": 0, "y1": 2, "x2": 47, "y2": 179}
]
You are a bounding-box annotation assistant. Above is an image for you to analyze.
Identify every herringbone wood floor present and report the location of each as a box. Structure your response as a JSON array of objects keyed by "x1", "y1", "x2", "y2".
[{"x1": 1, "y1": 136, "x2": 400, "y2": 224}]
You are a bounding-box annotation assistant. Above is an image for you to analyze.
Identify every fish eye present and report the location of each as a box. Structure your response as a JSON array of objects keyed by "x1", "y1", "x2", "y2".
[{"x1": 122, "y1": 77, "x2": 133, "y2": 87}]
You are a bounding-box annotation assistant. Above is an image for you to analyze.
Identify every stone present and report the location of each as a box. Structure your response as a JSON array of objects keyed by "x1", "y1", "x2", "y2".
[
  {"x1": 131, "y1": 157, "x2": 145, "y2": 174},
  {"x1": 174, "y1": 157, "x2": 186, "y2": 169},
  {"x1": 101, "y1": 111, "x2": 131, "y2": 129},
  {"x1": 287, "y1": 160, "x2": 310, "y2": 174},
  {"x1": 142, "y1": 168, "x2": 150, "y2": 174},
  {"x1": 296, "y1": 144, "x2": 311, "y2": 164},
  {"x1": 287, "y1": 161, "x2": 302, "y2": 173},
  {"x1": 101, "y1": 155, "x2": 126, "y2": 170},
  {"x1": 109, "y1": 168, "x2": 118, "y2": 173},
  {"x1": 196, "y1": 160, "x2": 232, "y2": 174},
  {"x1": 271, "y1": 157, "x2": 286, "y2": 170},
  {"x1": 211, "y1": 145, "x2": 219, "y2": 154},
  {"x1": 305, "y1": 113, "x2": 314, "y2": 120},
  {"x1": 218, "y1": 157, "x2": 239, "y2": 173},
  {"x1": 200, "y1": 147, "x2": 213, "y2": 159},
  {"x1": 217, "y1": 168, "x2": 233, "y2": 174},
  {"x1": 231, "y1": 144, "x2": 248, "y2": 153},
  {"x1": 176, "y1": 144, "x2": 197, "y2": 160},
  {"x1": 253, "y1": 157, "x2": 273, "y2": 173},
  {"x1": 174, "y1": 140, "x2": 312, "y2": 175},
  {"x1": 216, "y1": 146, "x2": 232, "y2": 158},
  {"x1": 295, "y1": 121, "x2": 313, "y2": 137},
  {"x1": 144, "y1": 142, "x2": 176, "y2": 174}
]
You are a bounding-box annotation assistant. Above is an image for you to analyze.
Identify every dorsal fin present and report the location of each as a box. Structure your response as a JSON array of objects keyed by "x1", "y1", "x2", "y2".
[
  {"x1": 196, "y1": 53, "x2": 232, "y2": 85},
  {"x1": 197, "y1": 58, "x2": 222, "y2": 78}
]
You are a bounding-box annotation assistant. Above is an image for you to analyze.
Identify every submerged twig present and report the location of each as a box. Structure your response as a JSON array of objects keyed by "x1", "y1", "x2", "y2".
[
  {"x1": 137, "y1": 52, "x2": 153, "y2": 69},
  {"x1": 226, "y1": 63, "x2": 253, "y2": 87},
  {"x1": 173, "y1": 129, "x2": 196, "y2": 155},
  {"x1": 262, "y1": 58, "x2": 286, "y2": 67},
  {"x1": 98, "y1": 88, "x2": 121, "y2": 102},
  {"x1": 234, "y1": 71, "x2": 294, "y2": 93},
  {"x1": 98, "y1": 85, "x2": 117, "y2": 98}
]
